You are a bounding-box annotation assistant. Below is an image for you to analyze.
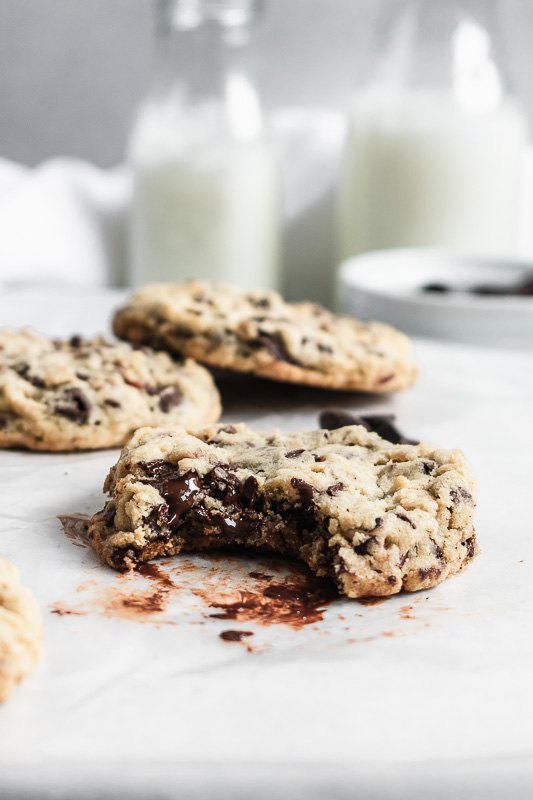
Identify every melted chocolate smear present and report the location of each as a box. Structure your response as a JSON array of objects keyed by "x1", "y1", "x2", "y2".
[
  {"x1": 319, "y1": 410, "x2": 418, "y2": 445},
  {"x1": 220, "y1": 630, "x2": 254, "y2": 642},
  {"x1": 357, "y1": 597, "x2": 388, "y2": 606},
  {"x1": 137, "y1": 562, "x2": 177, "y2": 590},
  {"x1": 58, "y1": 513, "x2": 90, "y2": 548},
  {"x1": 203, "y1": 571, "x2": 339, "y2": 629}
]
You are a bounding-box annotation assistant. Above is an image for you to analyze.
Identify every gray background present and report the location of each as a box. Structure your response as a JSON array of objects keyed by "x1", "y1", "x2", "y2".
[{"x1": 2, "y1": 0, "x2": 533, "y2": 168}]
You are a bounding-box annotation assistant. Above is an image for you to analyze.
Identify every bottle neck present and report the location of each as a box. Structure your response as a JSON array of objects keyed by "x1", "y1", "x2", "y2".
[
  {"x1": 369, "y1": 0, "x2": 512, "y2": 111},
  {"x1": 149, "y1": 0, "x2": 264, "y2": 141}
]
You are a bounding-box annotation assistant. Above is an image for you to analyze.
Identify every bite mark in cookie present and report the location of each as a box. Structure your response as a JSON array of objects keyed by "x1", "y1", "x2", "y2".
[
  {"x1": 88, "y1": 423, "x2": 477, "y2": 599},
  {"x1": 112, "y1": 280, "x2": 417, "y2": 392}
]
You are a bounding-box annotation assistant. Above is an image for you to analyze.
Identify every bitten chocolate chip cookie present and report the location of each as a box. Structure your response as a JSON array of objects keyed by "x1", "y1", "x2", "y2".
[
  {"x1": 0, "y1": 330, "x2": 221, "y2": 451},
  {"x1": 0, "y1": 556, "x2": 41, "y2": 702},
  {"x1": 89, "y1": 423, "x2": 477, "y2": 598},
  {"x1": 113, "y1": 281, "x2": 417, "y2": 392}
]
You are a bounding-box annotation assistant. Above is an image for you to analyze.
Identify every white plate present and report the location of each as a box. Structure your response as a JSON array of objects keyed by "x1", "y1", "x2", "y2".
[{"x1": 337, "y1": 249, "x2": 533, "y2": 350}]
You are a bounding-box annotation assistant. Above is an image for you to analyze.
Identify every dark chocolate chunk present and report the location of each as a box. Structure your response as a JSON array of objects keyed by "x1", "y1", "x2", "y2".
[
  {"x1": 285, "y1": 449, "x2": 305, "y2": 459},
  {"x1": 55, "y1": 387, "x2": 91, "y2": 424},
  {"x1": 252, "y1": 331, "x2": 298, "y2": 365},
  {"x1": 14, "y1": 363, "x2": 45, "y2": 388},
  {"x1": 395, "y1": 512, "x2": 415, "y2": 529},
  {"x1": 326, "y1": 482, "x2": 344, "y2": 496},
  {"x1": 450, "y1": 487, "x2": 473, "y2": 504},
  {"x1": 319, "y1": 410, "x2": 418, "y2": 445},
  {"x1": 159, "y1": 387, "x2": 183, "y2": 412}
]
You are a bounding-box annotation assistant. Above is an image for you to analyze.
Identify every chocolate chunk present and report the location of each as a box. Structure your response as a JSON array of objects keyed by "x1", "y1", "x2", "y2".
[
  {"x1": 69, "y1": 335, "x2": 83, "y2": 348},
  {"x1": 326, "y1": 482, "x2": 344, "y2": 496},
  {"x1": 55, "y1": 387, "x2": 91, "y2": 424},
  {"x1": 290, "y1": 478, "x2": 316, "y2": 529},
  {"x1": 290, "y1": 478, "x2": 315, "y2": 500},
  {"x1": 353, "y1": 537, "x2": 374, "y2": 555},
  {"x1": 104, "y1": 399, "x2": 121, "y2": 408},
  {"x1": 418, "y1": 566, "x2": 442, "y2": 580},
  {"x1": 319, "y1": 410, "x2": 418, "y2": 445},
  {"x1": 0, "y1": 417, "x2": 6, "y2": 429},
  {"x1": 253, "y1": 332, "x2": 298, "y2": 365},
  {"x1": 285, "y1": 449, "x2": 305, "y2": 459},
  {"x1": 395, "y1": 512, "x2": 415, "y2": 529},
  {"x1": 450, "y1": 487, "x2": 473, "y2": 504},
  {"x1": 14, "y1": 363, "x2": 45, "y2": 388},
  {"x1": 159, "y1": 387, "x2": 183, "y2": 412},
  {"x1": 242, "y1": 475, "x2": 259, "y2": 505}
]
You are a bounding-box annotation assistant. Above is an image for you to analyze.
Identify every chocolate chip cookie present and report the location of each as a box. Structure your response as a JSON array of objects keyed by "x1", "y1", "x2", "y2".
[
  {"x1": 0, "y1": 556, "x2": 41, "y2": 702},
  {"x1": 88, "y1": 423, "x2": 477, "y2": 598},
  {"x1": 113, "y1": 281, "x2": 417, "y2": 392},
  {"x1": 0, "y1": 330, "x2": 221, "y2": 451}
]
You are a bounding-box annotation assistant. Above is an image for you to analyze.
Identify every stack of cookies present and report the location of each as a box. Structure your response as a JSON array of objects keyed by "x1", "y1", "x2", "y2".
[{"x1": 0, "y1": 280, "x2": 477, "y2": 699}]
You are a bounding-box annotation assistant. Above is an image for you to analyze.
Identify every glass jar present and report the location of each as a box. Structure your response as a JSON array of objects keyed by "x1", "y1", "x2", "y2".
[
  {"x1": 128, "y1": 0, "x2": 281, "y2": 289},
  {"x1": 337, "y1": 0, "x2": 527, "y2": 261}
]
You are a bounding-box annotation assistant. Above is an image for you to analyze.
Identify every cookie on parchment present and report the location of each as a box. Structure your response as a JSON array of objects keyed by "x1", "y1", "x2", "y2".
[
  {"x1": 88, "y1": 423, "x2": 477, "y2": 598},
  {"x1": 0, "y1": 330, "x2": 221, "y2": 451},
  {"x1": 0, "y1": 556, "x2": 41, "y2": 702},
  {"x1": 113, "y1": 281, "x2": 417, "y2": 392}
]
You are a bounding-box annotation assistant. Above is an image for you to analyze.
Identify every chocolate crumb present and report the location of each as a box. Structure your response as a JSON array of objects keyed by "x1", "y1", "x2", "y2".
[{"x1": 220, "y1": 630, "x2": 254, "y2": 642}]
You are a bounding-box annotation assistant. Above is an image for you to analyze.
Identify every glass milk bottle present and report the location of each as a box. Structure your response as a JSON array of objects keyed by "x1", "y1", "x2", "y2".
[
  {"x1": 337, "y1": 0, "x2": 527, "y2": 260},
  {"x1": 129, "y1": 0, "x2": 280, "y2": 289}
]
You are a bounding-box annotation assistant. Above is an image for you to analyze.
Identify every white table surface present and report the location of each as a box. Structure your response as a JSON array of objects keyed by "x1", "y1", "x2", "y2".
[{"x1": 0, "y1": 289, "x2": 532, "y2": 800}]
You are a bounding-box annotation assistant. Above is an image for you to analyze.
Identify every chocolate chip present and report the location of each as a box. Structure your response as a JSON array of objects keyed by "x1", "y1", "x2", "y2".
[
  {"x1": 387, "y1": 575, "x2": 397, "y2": 585},
  {"x1": 319, "y1": 410, "x2": 419, "y2": 445},
  {"x1": 290, "y1": 478, "x2": 315, "y2": 500},
  {"x1": 418, "y1": 566, "x2": 442, "y2": 580},
  {"x1": 242, "y1": 475, "x2": 259, "y2": 505},
  {"x1": 326, "y1": 482, "x2": 344, "y2": 496},
  {"x1": 253, "y1": 332, "x2": 298, "y2": 365},
  {"x1": 286, "y1": 449, "x2": 305, "y2": 459},
  {"x1": 464, "y1": 537, "x2": 476, "y2": 559},
  {"x1": 69, "y1": 335, "x2": 83, "y2": 348},
  {"x1": 0, "y1": 417, "x2": 6, "y2": 429},
  {"x1": 104, "y1": 399, "x2": 121, "y2": 408},
  {"x1": 395, "y1": 512, "x2": 415, "y2": 529},
  {"x1": 159, "y1": 387, "x2": 183, "y2": 412},
  {"x1": 317, "y1": 343, "x2": 333, "y2": 354},
  {"x1": 55, "y1": 387, "x2": 91, "y2": 424},
  {"x1": 353, "y1": 537, "x2": 374, "y2": 555},
  {"x1": 374, "y1": 517, "x2": 384, "y2": 528},
  {"x1": 14, "y1": 363, "x2": 45, "y2": 388},
  {"x1": 422, "y1": 460, "x2": 437, "y2": 475},
  {"x1": 450, "y1": 487, "x2": 473, "y2": 504},
  {"x1": 250, "y1": 297, "x2": 271, "y2": 309}
]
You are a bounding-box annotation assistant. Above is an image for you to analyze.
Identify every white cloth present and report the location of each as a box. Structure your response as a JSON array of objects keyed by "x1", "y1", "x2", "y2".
[{"x1": 0, "y1": 158, "x2": 131, "y2": 289}]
